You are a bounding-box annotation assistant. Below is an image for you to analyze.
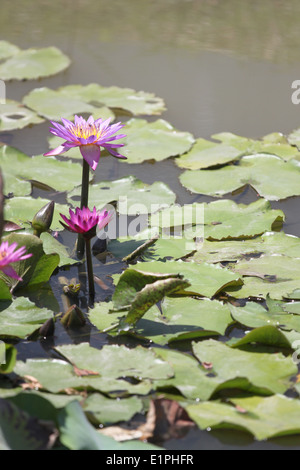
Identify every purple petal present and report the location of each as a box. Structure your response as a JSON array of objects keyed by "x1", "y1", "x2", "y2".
[
  {"x1": 1, "y1": 265, "x2": 22, "y2": 281},
  {"x1": 80, "y1": 144, "x2": 101, "y2": 170},
  {"x1": 43, "y1": 144, "x2": 70, "y2": 157},
  {"x1": 101, "y1": 145, "x2": 127, "y2": 159}
]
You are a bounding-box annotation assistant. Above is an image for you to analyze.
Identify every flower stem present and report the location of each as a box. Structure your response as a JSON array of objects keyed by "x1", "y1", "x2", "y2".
[
  {"x1": 85, "y1": 237, "x2": 95, "y2": 298},
  {"x1": 77, "y1": 159, "x2": 90, "y2": 257}
]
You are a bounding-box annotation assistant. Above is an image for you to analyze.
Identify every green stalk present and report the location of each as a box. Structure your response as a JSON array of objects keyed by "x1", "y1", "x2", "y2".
[
  {"x1": 85, "y1": 237, "x2": 95, "y2": 298},
  {"x1": 77, "y1": 159, "x2": 90, "y2": 257}
]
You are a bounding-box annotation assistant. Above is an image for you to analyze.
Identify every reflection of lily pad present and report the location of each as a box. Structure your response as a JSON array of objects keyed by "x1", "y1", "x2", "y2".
[
  {"x1": 67, "y1": 176, "x2": 176, "y2": 215},
  {"x1": 0, "y1": 100, "x2": 44, "y2": 132},
  {"x1": 23, "y1": 83, "x2": 165, "y2": 120},
  {"x1": 0, "y1": 47, "x2": 70, "y2": 81},
  {"x1": 180, "y1": 154, "x2": 300, "y2": 201},
  {"x1": 121, "y1": 118, "x2": 194, "y2": 164}
]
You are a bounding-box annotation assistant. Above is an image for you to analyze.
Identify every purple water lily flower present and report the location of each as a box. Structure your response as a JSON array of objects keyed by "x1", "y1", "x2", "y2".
[
  {"x1": 0, "y1": 241, "x2": 32, "y2": 281},
  {"x1": 44, "y1": 115, "x2": 126, "y2": 170},
  {"x1": 60, "y1": 206, "x2": 113, "y2": 239}
]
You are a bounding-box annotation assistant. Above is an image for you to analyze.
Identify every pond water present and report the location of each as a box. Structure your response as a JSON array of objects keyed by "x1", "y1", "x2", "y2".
[{"x1": 2, "y1": 0, "x2": 300, "y2": 450}]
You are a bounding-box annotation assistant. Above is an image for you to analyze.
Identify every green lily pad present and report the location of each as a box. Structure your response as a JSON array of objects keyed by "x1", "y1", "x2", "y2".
[
  {"x1": 190, "y1": 231, "x2": 300, "y2": 264},
  {"x1": 180, "y1": 154, "x2": 300, "y2": 201},
  {"x1": 119, "y1": 259, "x2": 242, "y2": 298},
  {"x1": 192, "y1": 339, "x2": 297, "y2": 395},
  {"x1": 121, "y1": 118, "x2": 194, "y2": 164},
  {"x1": 186, "y1": 395, "x2": 300, "y2": 440},
  {"x1": 0, "y1": 100, "x2": 44, "y2": 132},
  {"x1": 229, "y1": 255, "x2": 300, "y2": 300},
  {"x1": 150, "y1": 199, "x2": 284, "y2": 240},
  {"x1": 229, "y1": 301, "x2": 300, "y2": 332},
  {"x1": 175, "y1": 137, "x2": 244, "y2": 169},
  {"x1": 23, "y1": 83, "x2": 165, "y2": 120},
  {"x1": 115, "y1": 234, "x2": 197, "y2": 262},
  {"x1": 0, "y1": 296, "x2": 53, "y2": 339},
  {"x1": 132, "y1": 296, "x2": 233, "y2": 345},
  {"x1": 14, "y1": 343, "x2": 173, "y2": 396},
  {"x1": 211, "y1": 131, "x2": 300, "y2": 161},
  {"x1": 228, "y1": 325, "x2": 294, "y2": 350},
  {"x1": 0, "y1": 145, "x2": 84, "y2": 193},
  {"x1": 0, "y1": 41, "x2": 20, "y2": 60},
  {"x1": 4, "y1": 197, "x2": 70, "y2": 232},
  {"x1": 67, "y1": 175, "x2": 176, "y2": 215},
  {"x1": 40, "y1": 232, "x2": 78, "y2": 267},
  {"x1": 0, "y1": 47, "x2": 70, "y2": 81},
  {"x1": 83, "y1": 393, "x2": 143, "y2": 426},
  {"x1": 153, "y1": 348, "x2": 223, "y2": 401}
]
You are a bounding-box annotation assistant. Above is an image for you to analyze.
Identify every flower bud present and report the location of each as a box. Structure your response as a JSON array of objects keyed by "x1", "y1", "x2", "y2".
[
  {"x1": 60, "y1": 304, "x2": 86, "y2": 328},
  {"x1": 32, "y1": 201, "x2": 55, "y2": 237}
]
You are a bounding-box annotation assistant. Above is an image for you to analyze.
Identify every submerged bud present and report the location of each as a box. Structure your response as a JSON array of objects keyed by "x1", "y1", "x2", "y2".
[
  {"x1": 32, "y1": 201, "x2": 55, "y2": 237},
  {"x1": 60, "y1": 304, "x2": 86, "y2": 328}
]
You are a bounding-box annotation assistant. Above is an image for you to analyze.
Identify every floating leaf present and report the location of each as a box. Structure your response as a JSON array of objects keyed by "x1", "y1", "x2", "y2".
[
  {"x1": 4, "y1": 197, "x2": 70, "y2": 232},
  {"x1": 229, "y1": 255, "x2": 300, "y2": 299},
  {"x1": 112, "y1": 269, "x2": 185, "y2": 310},
  {"x1": 191, "y1": 231, "x2": 300, "y2": 264},
  {"x1": 0, "y1": 100, "x2": 44, "y2": 132},
  {"x1": 150, "y1": 199, "x2": 284, "y2": 240},
  {"x1": 0, "y1": 145, "x2": 85, "y2": 193},
  {"x1": 121, "y1": 277, "x2": 191, "y2": 328},
  {"x1": 40, "y1": 232, "x2": 78, "y2": 267},
  {"x1": 229, "y1": 301, "x2": 300, "y2": 332},
  {"x1": 186, "y1": 395, "x2": 300, "y2": 440},
  {"x1": 0, "y1": 47, "x2": 70, "y2": 81},
  {"x1": 119, "y1": 260, "x2": 242, "y2": 298},
  {"x1": 121, "y1": 118, "x2": 194, "y2": 164},
  {"x1": 14, "y1": 343, "x2": 173, "y2": 396},
  {"x1": 228, "y1": 325, "x2": 294, "y2": 350},
  {"x1": 83, "y1": 393, "x2": 143, "y2": 426},
  {"x1": 0, "y1": 41, "x2": 20, "y2": 60},
  {"x1": 67, "y1": 175, "x2": 176, "y2": 215},
  {"x1": 180, "y1": 154, "x2": 300, "y2": 201},
  {"x1": 0, "y1": 297, "x2": 53, "y2": 339},
  {"x1": 192, "y1": 339, "x2": 297, "y2": 395},
  {"x1": 175, "y1": 137, "x2": 244, "y2": 169},
  {"x1": 23, "y1": 83, "x2": 165, "y2": 120},
  {"x1": 132, "y1": 297, "x2": 233, "y2": 345}
]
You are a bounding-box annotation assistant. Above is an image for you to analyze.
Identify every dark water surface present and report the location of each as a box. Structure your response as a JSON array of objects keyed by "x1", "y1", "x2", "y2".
[{"x1": 2, "y1": 0, "x2": 300, "y2": 450}]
